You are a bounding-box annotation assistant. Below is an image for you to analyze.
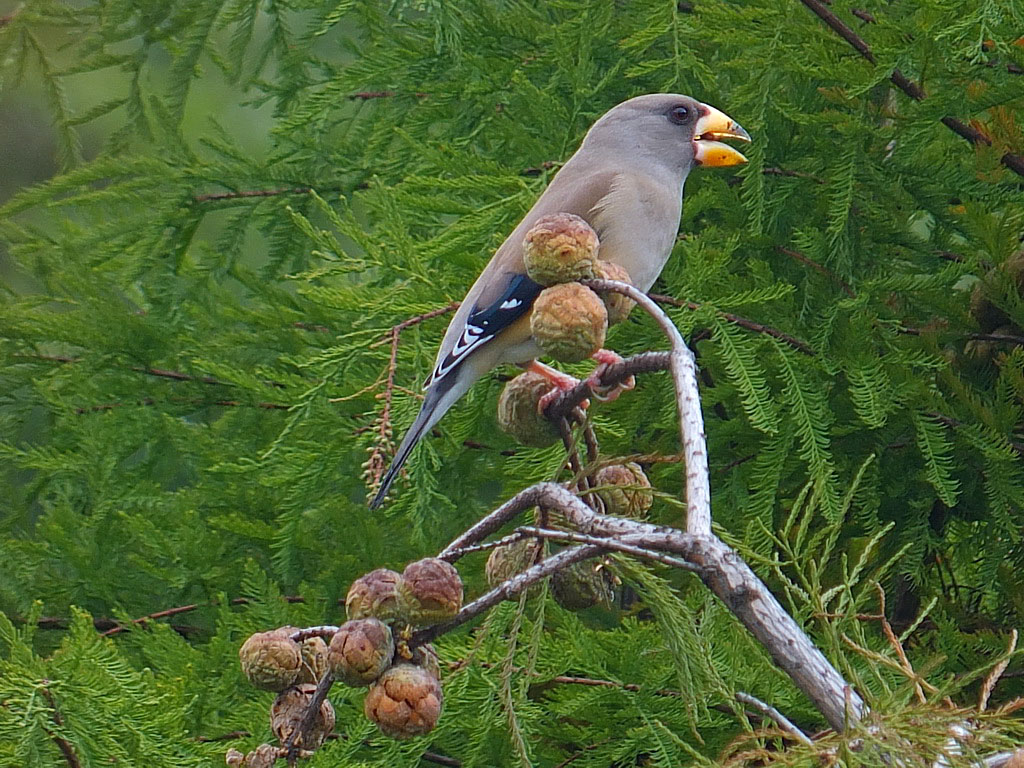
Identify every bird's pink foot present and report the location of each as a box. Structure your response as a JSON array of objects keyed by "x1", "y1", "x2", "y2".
[
  {"x1": 524, "y1": 360, "x2": 589, "y2": 413},
  {"x1": 586, "y1": 349, "x2": 635, "y2": 402}
]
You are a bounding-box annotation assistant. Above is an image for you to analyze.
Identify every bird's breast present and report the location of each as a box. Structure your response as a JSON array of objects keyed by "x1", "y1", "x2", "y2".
[{"x1": 588, "y1": 172, "x2": 683, "y2": 291}]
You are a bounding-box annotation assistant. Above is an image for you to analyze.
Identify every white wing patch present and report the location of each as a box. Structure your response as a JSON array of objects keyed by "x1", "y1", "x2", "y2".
[
  {"x1": 429, "y1": 323, "x2": 490, "y2": 385},
  {"x1": 424, "y1": 274, "x2": 543, "y2": 390}
]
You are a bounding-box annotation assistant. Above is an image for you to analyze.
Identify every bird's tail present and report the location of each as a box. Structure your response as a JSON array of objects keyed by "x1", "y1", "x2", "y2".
[{"x1": 368, "y1": 375, "x2": 468, "y2": 509}]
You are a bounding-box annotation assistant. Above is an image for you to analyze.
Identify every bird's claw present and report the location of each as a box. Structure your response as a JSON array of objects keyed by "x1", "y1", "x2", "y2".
[
  {"x1": 587, "y1": 349, "x2": 635, "y2": 402},
  {"x1": 526, "y1": 360, "x2": 590, "y2": 414}
]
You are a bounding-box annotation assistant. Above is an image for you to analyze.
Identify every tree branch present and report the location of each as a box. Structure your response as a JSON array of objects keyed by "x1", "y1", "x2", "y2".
[
  {"x1": 439, "y1": 479, "x2": 865, "y2": 732},
  {"x1": 762, "y1": 166, "x2": 826, "y2": 184},
  {"x1": 363, "y1": 302, "x2": 461, "y2": 493},
  {"x1": 580, "y1": 279, "x2": 713, "y2": 535},
  {"x1": 31, "y1": 595, "x2": 309, "y2": 636}
]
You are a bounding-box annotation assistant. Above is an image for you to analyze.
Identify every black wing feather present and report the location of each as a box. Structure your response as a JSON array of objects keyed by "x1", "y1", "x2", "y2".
[{"x1": 427, "y1": 273, "x2": 543, "y2": 387}]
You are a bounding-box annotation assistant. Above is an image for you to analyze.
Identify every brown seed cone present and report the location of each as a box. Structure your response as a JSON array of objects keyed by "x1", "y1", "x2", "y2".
[
  {"x1": 239, "y1": 630, "x2": 303, "y2": 692},
  {"x1": 224, "y1": 747, "x2": 245, "y2": 766},
  {"x1": 485, "y1": 537, "x2": 543, "y2": 598},
  {"x1": 594, "y1": 462, "x2": 653, "y2": 518},
  {"x1": 410, "y1": 643, "x2": 441, "y2": 680},
  {"x1": 551, "y1": 561, "x2": 615, "y2": 611},
  {"x1": 346, "y1": 568, "x2": 404, "y2": 622},
  {"x1": 497, "y1": 371, "x2": 560, "y2": 447},
  {"x1": 364, "y1": 663, "x2": 443, "y2": 739},
  {"x1": 531, "y1": 283, "x2": 608, "y2": 363},
  {"x1": 270, "y1": 683, "x2": 335, "y2": 750},
  {"x1": 398, "y1": 558, "x2": 463, "y2": 626},
  {"x1": 242, "y1": 744, "x2": 280, "y2": 768},
  {"x1": 327, "y1": 618, "x2": 395, "y2": 687},
  {"x1": 297, "y1": 635, "x2": 329, "y2": 684},
  {"x1": 523, "y1": 212, "x2": 599, "y2": 286},
  {"x1": 593, "y1": 261, "x2": 636, "y2": 325}
]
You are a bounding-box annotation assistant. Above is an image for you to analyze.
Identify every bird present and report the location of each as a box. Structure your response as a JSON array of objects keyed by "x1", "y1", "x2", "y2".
[{"x1": 369, "y1": 93, "x2": 750, "y2": 509}]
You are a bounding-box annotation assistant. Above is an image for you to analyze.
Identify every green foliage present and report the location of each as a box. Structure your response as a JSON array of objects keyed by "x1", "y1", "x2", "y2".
[{"x1": 2, "y1": 0, "x2": 1024, "y2": 765}]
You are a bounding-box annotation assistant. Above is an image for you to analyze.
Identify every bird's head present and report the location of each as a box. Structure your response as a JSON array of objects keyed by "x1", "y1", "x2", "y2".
[{"x1": 582, "y1": 93, "x2": 750, "y2": 173}]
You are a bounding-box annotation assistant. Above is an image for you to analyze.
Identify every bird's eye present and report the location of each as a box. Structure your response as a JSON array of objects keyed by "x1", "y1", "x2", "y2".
[{"x1": 667, "y1": 105, "x2": 690, "y2": 124}]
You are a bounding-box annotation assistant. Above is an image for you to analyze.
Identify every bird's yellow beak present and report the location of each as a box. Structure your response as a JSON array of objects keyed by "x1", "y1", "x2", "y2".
[{"x1": 693, "y1": 104, "x2": 751, "y2": 167}]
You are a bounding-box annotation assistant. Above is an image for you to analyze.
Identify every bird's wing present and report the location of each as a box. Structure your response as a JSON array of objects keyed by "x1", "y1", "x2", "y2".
[{"x1": 425, "y1": 271, "x2": 543, "y2": 388}]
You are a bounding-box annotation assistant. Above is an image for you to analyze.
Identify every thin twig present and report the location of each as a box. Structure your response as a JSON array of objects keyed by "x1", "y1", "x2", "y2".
[
  {"x1": 841, "y1": 633, "x2": 938, "y2": 696},
  {"x1": 27, "y1": 354, "x2": 230, "y2": 386},
  {"x1": 557, "y1": 416, "x2": 585, "y2": 488},
  {"x1": 581, "y1": 421, "x2": 601, "y2": 465},
  {"x1": 293, "y1": 321, "x2": 330, "y2": 333},
  {"x1": 349, "y1": 91, "x2": 429, "y2": 100},
  {"x1": 545, "y1": 352, "x2": 674, "y2": 421},
  {"x1": 364, "y1": 302, "x2": 460, "y2": 492},
  {"x1": 290, "y1": 626, "x2": 340, "y2": 643},
  {"x1": 900, "y1": 327, "x2": 1024, "y2": 346},
  {"x1": 552, "y1": 738, "x2": 615, "y2": 768},
  {"x1": 86, "y1": 595, "x2": 307, "y2": 637},
  {"x1": 74, "y1": 396, "x2": 290, "y2": 413},
  {"x1": 40, "y1": 685, "x2": 81, "y2": 768},
  {"x1": 413, "y1": 544, "x2": 605, "y2": 646},
  {"x1": 193, "y1": 186, "x2": 317, "y2": 203},
  {"x1": 445, "y1": 530, "x2": 533, "y2": 559},
  {"x1": 735, "y1": 691, "x2": 813, "y2": 745},
  {"x1": 515, "y1": 526, "x2": 700, "y2": 572},
  {"x1": 775, "y1": 246, "x2": 856, "y2": 298},
  {"x1": 874, "y1": 584, "x2": 928, "y2": 704},
  {"x1": 284, "y1": 672, "x2": 335, "y2": 760},
  {"x1": 215, "y1": 731, "x2": 460, "y2": 766},
  {"x1": 195, "y1": 730, "x2": 251, "y2": 742},
  {"x1": 369, "y1": 303, "x2": 460, "y2": 347},
  {"x1": 850, "y1": 8, "x2": 876, "y2": 23}
]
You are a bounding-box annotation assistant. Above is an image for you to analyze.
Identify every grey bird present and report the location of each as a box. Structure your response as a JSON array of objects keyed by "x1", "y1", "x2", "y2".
[{"x1": 369, "y1": 93, "x2": 750, "y2": 508}]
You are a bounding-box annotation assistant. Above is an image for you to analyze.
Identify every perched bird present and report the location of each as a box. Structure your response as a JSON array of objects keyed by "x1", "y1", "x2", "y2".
[{"x1": 369, "y1": 93, "x2": 750, "y2": 509}]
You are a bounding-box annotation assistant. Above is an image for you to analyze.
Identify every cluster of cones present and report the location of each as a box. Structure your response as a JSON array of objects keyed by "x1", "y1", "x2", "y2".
[{"x1": 231, "y1": 558, "x2": 462, "y2": 764}]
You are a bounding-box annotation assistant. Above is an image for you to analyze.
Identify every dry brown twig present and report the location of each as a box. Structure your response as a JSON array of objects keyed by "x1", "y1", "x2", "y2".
[
  {"x1": 980, "y1": 629, "x2": 1019, "y2": 712},
  {"x1": 361, "y1": 302, "x2": 460, "y2": 492},
  {"x1": 873, "y1": 583, "x2": 930, "y2": 704}
]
